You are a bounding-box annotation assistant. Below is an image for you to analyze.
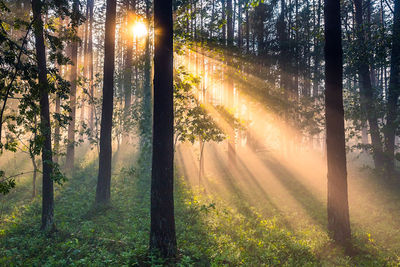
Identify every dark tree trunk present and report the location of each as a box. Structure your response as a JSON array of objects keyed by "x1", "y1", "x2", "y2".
[
  {"x1": 313, "y1": 0, "x2": 321, "y2": 97},
  {"x1": 238, "y1": 0, "x2": 242, "y2": 49},
  {"x1": 354, "y1": 0, "x2": 385, "y2": 171},
  {"x1": 324, "y1": 0, "x2": 351, "y2": 246},
  {"x1": 222, "y1": 0, "x2": 226, "y2": 45},
  {"x1": 32, "y1": 0, "x2": 55, "y2": 231},
  {"x1": 384, "y1": 0, "x2": 400, "y2": 176},
  {"x1": 150, "y1": 0, "x2": 177, "y2": 258},
  {"x1": 31, "y1": 155, "x2": 37, "y2": 198},
  {"x1": 95, "y1": 0, "x2": 117, "y2": 205},
  {"x1": 277, "y1": 0, "x2": 289, "y2": 91},
  {"x1": 141, "y1": 0, "x2": 152, "y2": 140},
  {"x1": 255, "y1": 2, "x2": 265, "y2": 56},
  {"x1": 81, "y1": 0, "x2": 90, "y2": 125},
  {"x1": 88, "y1": 0, "x2": 95, "y2": 130},
  {"x1": 211, "y1": 0, "x2": 215, "y2": 38},
  {"x1": 66, "y1": 0, "x2": 80, "y2": 171},
  {"x1": 122, "y1": 0, "x2": 135, "y2": 144},
  {"x1": 245, "y1": 2, "x2": 249, "y2": 53},
  {"x1": 54, "y1": 90, "x2": 61, "y2": 163}
]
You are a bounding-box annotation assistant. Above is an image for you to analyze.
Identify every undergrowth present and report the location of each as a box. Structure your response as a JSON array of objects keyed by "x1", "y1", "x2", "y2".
[{"x1": 0, "y1": 147, "x2": 398, "y2": 266}]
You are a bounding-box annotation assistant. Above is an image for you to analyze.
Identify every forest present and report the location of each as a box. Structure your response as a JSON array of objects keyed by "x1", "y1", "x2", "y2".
[{"x1": 0, "y1": 0, "x2": 399, "y2": 265}]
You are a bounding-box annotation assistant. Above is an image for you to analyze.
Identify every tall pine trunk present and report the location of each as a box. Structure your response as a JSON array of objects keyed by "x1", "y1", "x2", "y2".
[
  {"x1": 122, "y1": 0, "x2": 135, "y2": 145},
  {"x1": 354, "y1": 0, "x2": 385, "y2": 171},
  {"x1": 222, "y1": 0, "x2": 226, "y2": 45},
  {"x1": 141, "y1": 0, "x2": 152, "y2": 141},
  {"x1": 150, "y1": 0, "x2": 177, "y2": 258},
  {"x1": 88, "y1": 0, "x2": 95, "y2": 130},
  {"x1": 324, "y1": 0, "x2": 351, "y2": 246},
  {"x1": 32, "y1": 0, "x2": 55, "y2": 231},
  {"x1": 95, "y1": 0, "x2": 117, "y2": 204},
  {"x1": 384, "y1": 0, "x2": 400, "y2": 177},
  {"x1": 238, "y1": 0, "x2": 242, "y2": 49},
  {"x1": 227, "y1": 0, "x2": 233, "y2": 46},
  {"x1": 66, "y1": 0, "x2": 80, "y2": 170}
]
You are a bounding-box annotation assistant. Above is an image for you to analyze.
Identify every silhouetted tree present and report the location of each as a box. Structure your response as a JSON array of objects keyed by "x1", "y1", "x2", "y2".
[
  {"x1": 384, "y1": 0, "x2": 400, "y2": 177},
  {"x1": 31, "y1": 0, "x2": 55, "y2": 231},
  {"x1": 150, "y1": 0, "x2": 177, "y2": 258},
  {"x1": 122, "y1": 0, "x2": 135, "y2": 145},
  {"x1": 95, "y1": 0, "x2": 117, "y2": 204},
  {"x1": 324, "y1": 0, "x2": 351, "y2": 246},
  {"x1": 66, "y1": 0, "x2": 80, "y2": 170},
  {"x1": 354, "y1": 0, "x2": 384, "y2": 171}
]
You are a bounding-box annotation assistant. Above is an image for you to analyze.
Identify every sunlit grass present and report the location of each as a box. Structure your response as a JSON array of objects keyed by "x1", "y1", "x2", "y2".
[{"x1": 174, "y1": 45, "x2": 400, "y2": 264}]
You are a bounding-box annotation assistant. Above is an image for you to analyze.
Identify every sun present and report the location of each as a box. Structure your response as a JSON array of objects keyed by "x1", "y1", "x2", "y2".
[{"x1": 132, "y1": 21, "x2": 147, "y2": 38}]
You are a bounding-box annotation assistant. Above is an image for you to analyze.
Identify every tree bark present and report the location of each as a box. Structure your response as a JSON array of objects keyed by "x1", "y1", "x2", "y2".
[
  {"x1": 140, "y1": 0, "x2": 152, "y2": 141},
  {"x1": 31, "y1": 155, "x2": 37, "y2": 198},
  {"x1": 95, "y1": 0, "x2": 117, "y2": 205},
  {"x1": 150, "y1": 0, "x2": 177, "y2": 258},
  {"x1": 354, "y1": 0, "x2": 385, "y2": 171},
  {"x1": 31, "y1": 0, "x2": 55, "y2": 231},
  {"x1": 238, "y1": 0, "x2": 242, "y2": 49},
  {"x1": 88, "y1": 0, "x2": 95, "y2": 130},
  {"x1": 324, "y1": 0, "x2": 351, "y2": 246},
  {"x1": 245, "y1": 1, "x2": 249, "y2": 53},
  {"x1": 221, "y1": 0, "x2": 226, "y2": 45},
  {"x1": 122, "y1": 0, "x2": 135, "y2": 145},
  {"x1": 65, "y1": 0, "x2": 80, "y2": 171},
  {"x1": 384, "y1": 0, "x2": 400, "y2": 176}
]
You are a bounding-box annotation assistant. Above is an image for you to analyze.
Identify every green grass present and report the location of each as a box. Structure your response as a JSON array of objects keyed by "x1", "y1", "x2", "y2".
[{"x1": 0, "y1": 146, "x2": 399, "y2": 266}]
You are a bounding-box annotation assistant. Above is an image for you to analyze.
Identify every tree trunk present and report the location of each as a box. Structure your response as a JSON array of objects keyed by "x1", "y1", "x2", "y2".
[
  {"x1": 313, "y1": 0, "x2": 321, "y2": 97},
  {"x1": 150, "y1": 0, "x2": 177, "y2": 258},
  {"x1": 81, "y1": 0, "x2": 90, "y2": 126},
  {"x1": 324, "y1": 0, "x2": 351, "y2": 246},
  {"x1": 95, "y1": 0, "x2": 117, "y2": 205},
  {"x1": 32, "y1": 0, "x2": 55, "y2": 231},
  {"x1": 31, "y1": 155, "x2": 37, "y2": 198},
  {"x1": 54, "y1": 92, "x2": 61, "y2": 163},
  {"x1": 122, "y1": 0, "x2": 135, "y2": 145},
  {"x1": 88, "y1": 0, "x2": 95, "y2": 130},
  {"x1": 238, "y1": 0, "x2": 242, "y2": 49},
  {"x1": 354, "y1": 0, "x2": 385, "y2": 171},
  {"x1": 245, "y1": 2, "x2": 249, "y2": 53},
  {"x1": 222, "y1": 0, "x2": 226, "y2": 45},
  {"x1": 227, "y1": 0, "x2": 233, "y2": 46},
  {"x1": 141, "y1": 0, "x2": 152, "y2": 141},
  {"x1": 65, "y1": 0, "x2": 80, "y2": 171},
  {"x1": 384, "y1": 0, "x2": 400, "y2": 177}
]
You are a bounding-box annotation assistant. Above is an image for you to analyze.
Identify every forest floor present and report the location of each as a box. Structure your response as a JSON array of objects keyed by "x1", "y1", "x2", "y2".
[{"x1": 0, "y1": 143, "x2": 399, "y2": 266}]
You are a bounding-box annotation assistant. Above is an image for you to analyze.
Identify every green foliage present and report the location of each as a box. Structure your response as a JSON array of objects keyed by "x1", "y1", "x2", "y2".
[
  {"x1": 0, "y1": 170, "x2": 15, "y2": 195},
  {"x1": 174, "y1": 66, "x2": 225, "y2": 147},
  {"x1": 0, "y1": 0, "x2": 80, "y2": 194},
  {"x1": 0, "y1": 147, "x2": 399, "y2": 265}
]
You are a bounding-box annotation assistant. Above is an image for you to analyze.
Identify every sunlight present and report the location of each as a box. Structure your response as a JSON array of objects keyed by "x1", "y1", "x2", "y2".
[
  {"x1": 174, "y1": 46, "x2": 400, "y2": 259},
  {"x1": 131, "y1": 21, "x2": 147, "y2": 38}
]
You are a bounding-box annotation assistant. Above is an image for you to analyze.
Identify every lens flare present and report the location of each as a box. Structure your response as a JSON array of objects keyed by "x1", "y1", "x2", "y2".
[{"x1": 132, "y1": 21, "x2": 147, "y2": 38}]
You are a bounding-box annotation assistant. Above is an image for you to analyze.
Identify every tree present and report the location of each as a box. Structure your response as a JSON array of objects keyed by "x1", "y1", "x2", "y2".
[
  {"x1": 87, "y1": 0, "x2": 95, "y2": 130},
  {"x1": 384, "y1": 0, "x2": 400, "y2": 177},
  {"x1": 173, "y1": 67, "x2": 225, "y2": 181},
  {"x1": 122, "y1": 0, "x2": 135, "y2": 145},
  {"x1": 324, "y1": 0, "x2": 351, "y2": 246},
  {"x1": 31, "y1": 0, "x2": 55, "y2": 231},
  {"x1": 150, "y1": 0, "x2": 177, "y2": 258},
  {"x1": 95, "y1": 0, "x2": 117, "y2": 205},
  {"x1": 65, "y1": 0, "x2": 80, "y2": 170},
  {"x1": 227, "y1": 0, "x2": 233, "y2": 46},
  {"x1": 140, "y1": 0, "x2": 152, "y2": 146},
  {"x1": 354, "y1": 0, "x2": 384, "y2": 171}
]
